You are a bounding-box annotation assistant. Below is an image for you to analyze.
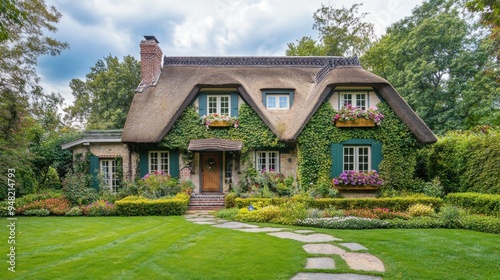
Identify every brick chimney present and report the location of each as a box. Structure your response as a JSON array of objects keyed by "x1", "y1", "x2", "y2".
[{"x1": 139, "y1": 35, "x2": 162, "y2": 87}]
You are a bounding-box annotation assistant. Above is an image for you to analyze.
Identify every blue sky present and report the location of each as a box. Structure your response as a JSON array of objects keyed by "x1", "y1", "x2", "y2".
[{"x1": 38, "y1": 0, "x2": 423, "y2": 107}]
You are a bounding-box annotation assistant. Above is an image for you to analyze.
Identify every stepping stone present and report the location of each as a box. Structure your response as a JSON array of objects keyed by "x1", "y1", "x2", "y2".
[
  {"x1": 290, "y1": 272, "x2": 382, "y2": 280},
  {"x1": 341, "y1": 253, "x2": 385, "y2": 272},
  {"x1": 305, "y1": 257, "x2": 335, "y2": 269},
  {"x1": 214, "y1": 219, "x2": 228, "y2": 223},
  {"x1": 236, "y1": 227, "x2": 285, "y2": 233},
  {"x1": 303, "y1": 244, "x2": 346, "y2": 255},
  {"x1": 213, "y1": 222, "x2": 259, "y2": 229},
  {"x1": 295, "y1": 230, "x2": 315, "y2": 234},
  {"x1": 340, "y1": 243, "x2": 367, "y2": 251},
  {"x1": 193, "y1": 221, "x2": 216, "y2": 225},
  {"x1": 268, "y1": 232, "x2": 341, "y2": 243},
  {"x1": 186, "y1": 217, "x2": 217, "y2": 222}
]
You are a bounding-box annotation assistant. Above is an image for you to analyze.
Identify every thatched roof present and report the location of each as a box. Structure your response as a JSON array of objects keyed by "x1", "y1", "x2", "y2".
[
  {"x1": 122, "y1": 56, "x2": 437, "y2": 144},
  {"x1": 188, "y1": 138, "x2": 243, "y2": 151}
]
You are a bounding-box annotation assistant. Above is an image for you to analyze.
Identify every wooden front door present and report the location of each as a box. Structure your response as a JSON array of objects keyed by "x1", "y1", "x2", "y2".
[{"x1": 201, "y1": 152, "x2": 221, "y2": 192}]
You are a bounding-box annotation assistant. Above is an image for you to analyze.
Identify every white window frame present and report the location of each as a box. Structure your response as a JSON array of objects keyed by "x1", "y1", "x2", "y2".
[
  {"x1": 343, "y1": 146, "x2": 371, "y2": 172},
  {"x1": 266, "y1": 94, "x2": 289, "y2": 110},
  {"x1": 207, "y1": 95, "x2": 231, "y2": 116},
  {"x1": 149, "y1": 151, "x2": 169, "y2": 174},
  {"x1": 255, "y1": 151, "x2": 280, "y2": 172},
  {"x1": 340, "y1": 92, "x2": 367, "y2": 110},
  {"x1": 100, "y1": 159, "x2": 119, "y2": 193}
]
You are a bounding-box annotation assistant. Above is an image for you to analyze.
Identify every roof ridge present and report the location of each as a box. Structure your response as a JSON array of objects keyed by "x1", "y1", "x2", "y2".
[{"x1": 162, "y1": 56, "x2": 359, "y2": 68}]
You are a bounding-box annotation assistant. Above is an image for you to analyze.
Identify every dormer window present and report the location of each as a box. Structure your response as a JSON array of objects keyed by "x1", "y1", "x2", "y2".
[
  {"x1": 340, "y1": 92, "x2": 367, "y2": 110},
  {"x1": 208, "y1": 95, "x2": 231, "y2": 115},
  {"x1": 262, "y1": 89, "x2": 294, "y2": 110}
]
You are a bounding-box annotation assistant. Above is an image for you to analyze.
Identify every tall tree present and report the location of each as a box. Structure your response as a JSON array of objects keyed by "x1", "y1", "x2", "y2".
[
  {"x1": 287, "y1": 3, "x2": 374, "y2": 57},
  {"x1": 0, "y1": 0, "x2": 68, "y2": 198},
  {"x1": 64, "y1": 55, "x2": 141, "y2": 130},
  {"x1": 361, "y1": 0, "x2": 498, "y2": 134},
  {"x1": 466, "y1": 0, "x2": 500, "y2": 59}
]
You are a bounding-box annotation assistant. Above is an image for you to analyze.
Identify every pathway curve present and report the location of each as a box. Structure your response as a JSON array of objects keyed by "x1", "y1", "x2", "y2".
[{"x1": 184, "y1": 212, "x2": 384, "y2": 280}]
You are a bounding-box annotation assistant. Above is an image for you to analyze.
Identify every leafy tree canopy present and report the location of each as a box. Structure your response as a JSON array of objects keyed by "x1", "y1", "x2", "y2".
[
  {"x1": 64, "y1": 54, "x2": 141, "y2": 130},
  {"x1": 287, "y1": 3, "x2": 374, "y2": 57}
]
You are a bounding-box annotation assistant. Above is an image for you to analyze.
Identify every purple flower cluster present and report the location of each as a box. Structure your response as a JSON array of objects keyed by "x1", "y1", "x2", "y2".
[
  {"x1": 333, "y1": 104, "x2": 385, "y2": 126},
  {"x1": 142, "y1": 170, "x2": 167, "y2": 180},
  {"x1": 333, "y1": 170, "x2": 383, "y2": 186}
]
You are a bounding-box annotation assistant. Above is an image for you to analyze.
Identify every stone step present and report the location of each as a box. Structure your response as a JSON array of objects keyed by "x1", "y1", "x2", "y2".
[
  {"x1": 188, "y1": 205, "x2": 224, "y2": 211},
  {"x1": 188, "y1": 194, "x2": 225, "y2": 211}
]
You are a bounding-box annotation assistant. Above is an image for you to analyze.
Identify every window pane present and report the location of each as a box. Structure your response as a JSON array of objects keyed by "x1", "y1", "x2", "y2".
[
  {"x1": 150, "y1": 152, "x2": 158, "y2": 173},
  {"x1": 358, "y1": 147, "x2": 370, "y2": 172},
  {"x1": 268, "y1": 152, "x2": 277, "y2": 171},
  {"x1": 208, "y1": 96, "x2": 218, "y2": 114},
  {"x1": 267, "y1": 96, "x2": 277, "y2": 108},
  {"x1": 341, "y1": 94, "x2": 352, "y2": 107},
  {"x1": 257, "y1": 152, "x2": 267, "y2": 171},
  {"x1": 111, "y1": 160, "x2": 119, "y2": 193},
  {"x1": 343, "y1": 147, "x2": 355, "y2": 171},
  {"x1": 356, "y1": 94, "x2": 366, "y2": 110},
  {"x1": 220, "y1": 96, "x2": 229, "y2": 115},
  {"x1": 278, "y1": 96, "x2": 288, "y2": 108},
  {"x1": 160, "y1": 152, "x2": 169, "y2": 173}
]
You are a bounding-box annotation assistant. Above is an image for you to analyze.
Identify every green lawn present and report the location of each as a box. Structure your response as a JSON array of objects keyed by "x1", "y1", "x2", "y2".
[{"x1": 1, "y1": 217, "x2": 499, "y2": 280}]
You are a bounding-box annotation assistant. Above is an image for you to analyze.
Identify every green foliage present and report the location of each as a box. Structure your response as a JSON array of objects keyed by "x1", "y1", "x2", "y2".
[
  {"x1": 115, "y1": 193, "x2": 190, "y2": 216},
  {"x1": 422, "y1": 129, "x2": 500, "y2": 193},
  {"x1": 24, "y1": 209, "x2": 50, "y2": 216},
  {"x1": 214, "y1": 207, "x2": 239, "y2": 220},
  {"x1": 445, "y1": 192, "x2": 500, "y2": 217},
  {"x1": 64, "y1": 55, "x2": 140, "y2": 129},
  {"x1": 136, "y1": 172, "x2": 180, "y2": 199},
  {"x1": 297, "y1": 217, "x2": 388, "y2": 229},
  {"x1": 310, "y1": 196, "x2": 443, "y2": 212},
  {"x1": 65, "y1": 206, "x2": 82, "y2": 216},
  {"x1": 343, "y1": 208, "x2": 409, "y2": 220},
  {"x1": 297, "y1": 102, "x2": 418, "y2": 191},
  {"x1": 62, "y1": 170, "x2": 100, "y2": 206},
  {"x1": 161, "y1": 105, "x2": 287, "y2": 152},
  {"x1": 439, "y1": 205, "x2": 463, "y2": 228},
  {"x1": 82, "y1": 200, "x2": 116, "y2": 216},
  {"x1": 235, "y1": 201, "x2": 307, "y2": 225},
  {"x1": 459, "y1": 214, "x2": 500, "y2": 234},
  {"x1": 287, "y1": 3, "x2": 374, "y2": 57},
  {"x1": 408, "y1": 204, "x2": 435, "y2": 217},
  {"x1": 224, "y1": 192, "x2": 237, "y2": 208},
  {"x1": 362, "y1": 0, "x2": 498, "y2": 133}
]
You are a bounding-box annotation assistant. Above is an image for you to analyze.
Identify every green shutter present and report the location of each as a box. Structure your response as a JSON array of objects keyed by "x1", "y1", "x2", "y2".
[
  {"x1": 140, "y1": 151, "x2": 149, "y2": 178},
  {"x1": 262, "y1": 92, "x2": 267, "y2": 107},
  {"x1": 198, "y1": 93, "x2": 207, "y2": 116},
  {"x1": 331, "y1": 143, "x2": 343, "y2": 177},
  {"x1": 289, "y1": 91, "x2": 294, "y2": 108},
  {"x1": 231, "y1": 93, "x2": 239, "y2": 117},
  {"x1": 89, "y1": 156, "x2": 100, "y2": 190},
  {"x1": 371, "y1": 140, "x2": 382, "y2": 171},
  {"x1": 169, "y1": 150, "x2": 179, "y2": 178}
]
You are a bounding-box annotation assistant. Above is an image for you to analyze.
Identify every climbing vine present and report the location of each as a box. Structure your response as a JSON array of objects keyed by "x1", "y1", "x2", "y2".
[
  {"x1": 160, "y1": 104, "x2": 289, "y2": 152},
  {"x1": 297, "y1": 102, "x2": 419, "y2": 191}
]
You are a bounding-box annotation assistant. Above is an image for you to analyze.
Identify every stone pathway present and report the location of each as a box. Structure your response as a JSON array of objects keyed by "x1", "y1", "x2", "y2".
[{"x1": 184, "y1": 212, "x2": 384, "y2": 280}]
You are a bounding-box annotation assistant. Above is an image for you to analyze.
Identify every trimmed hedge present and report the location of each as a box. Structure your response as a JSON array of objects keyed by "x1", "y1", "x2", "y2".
[
  {"x1": 445, "y1": 193, "x2": 500, "y2": 217},
  {"x1": 115, "y1": 194, "x2": 189, "y2": 216},
  {"x1": 234, "y1": 196, "x2": 443, "y2": 211}
]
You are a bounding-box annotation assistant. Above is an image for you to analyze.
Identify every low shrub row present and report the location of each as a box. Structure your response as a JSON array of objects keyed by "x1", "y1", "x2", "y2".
[
  {"x1": 445, "y1": 192, "x2": 500, "y2": 217},
  {"x1": 115, "y1": 193, "x2": 190, "y2": 216},
  {"x1": 17, "y1": 197, "x2": 71, "y2": 216},
  {"x1": 234, "y1": 196, "x2": 443, "y2": 211}
]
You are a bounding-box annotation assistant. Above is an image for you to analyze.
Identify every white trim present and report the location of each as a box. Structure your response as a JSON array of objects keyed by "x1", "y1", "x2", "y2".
[
  {"x1": 342, "y1": 146, "x2": 371, "y2": 172},
  {"x1": 207, "y1": 94, "x2": 231, "y2": 116},
  {"x1": 266, "y1": 94, "x2": 289, "y2": 110},
  {"x1": 148, "y1": 151, "x2": 170, "y2": 175},
  {"x1": 255, "y1": 151, "x2": 280, "y2": 172}
]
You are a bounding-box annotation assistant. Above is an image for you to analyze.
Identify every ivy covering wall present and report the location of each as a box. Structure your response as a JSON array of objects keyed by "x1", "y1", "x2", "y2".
[
  {"x1": 297, "y1": 102, "x2": 419, "y2": 190},
  {"x1": 160, "y1": 104, "x2": 289, "y2": 152}
]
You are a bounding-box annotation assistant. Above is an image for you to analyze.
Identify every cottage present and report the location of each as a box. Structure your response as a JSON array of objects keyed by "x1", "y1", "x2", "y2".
[{"x1": 63, "y1": 36, "x2": 436, "y2": 198}]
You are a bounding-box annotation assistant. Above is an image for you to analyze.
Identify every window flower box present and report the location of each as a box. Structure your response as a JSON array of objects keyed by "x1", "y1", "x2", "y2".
[
  {"x1": 333, "y1": 104, "x2": 384, "y2": 127},
  {"x1": 335, "y1": 118, "x2": 375, "y2": 128},
  {"x1": 201, "y1": 113, "x2": 239, "y2": 128},
  {"x1": 332, "y1": 170, "x2": 383, "y2": 188}
]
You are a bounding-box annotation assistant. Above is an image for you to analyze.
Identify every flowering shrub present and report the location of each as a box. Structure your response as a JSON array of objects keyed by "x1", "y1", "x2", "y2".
[
  {"x1": 18, "y1": 197, "x2": 71, "y2": 215},
  {"x1": 137, "y1": 171, "x2": 180, "y2": 199},
  {"x1": 201, "y1": 113, "x2": 239, "y2": 128},
  {"x1": 65, "y1": 206, "x2": 83, "y2": 216},
  {"x1": 408, "y1": 204, "x2": 435, "y2": 217},
  {"x1": 333, "y1": 104, "x2": 385, "y2": 125},
  {"x1": 297, "y1": 216, "x2": 389, "y2": 229},
  {"x1": 343, "y1": 208, "x2": 409, "y2": 220},
  {"x1": 24, "y1": 209, "x2": 51, "y2": 216},
  {"x1": 82, "y1": 200, "x2": 116, "y2": 216},
  {"x1": 333, "y1": 170, "x2": 383, "y2": 186}
]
